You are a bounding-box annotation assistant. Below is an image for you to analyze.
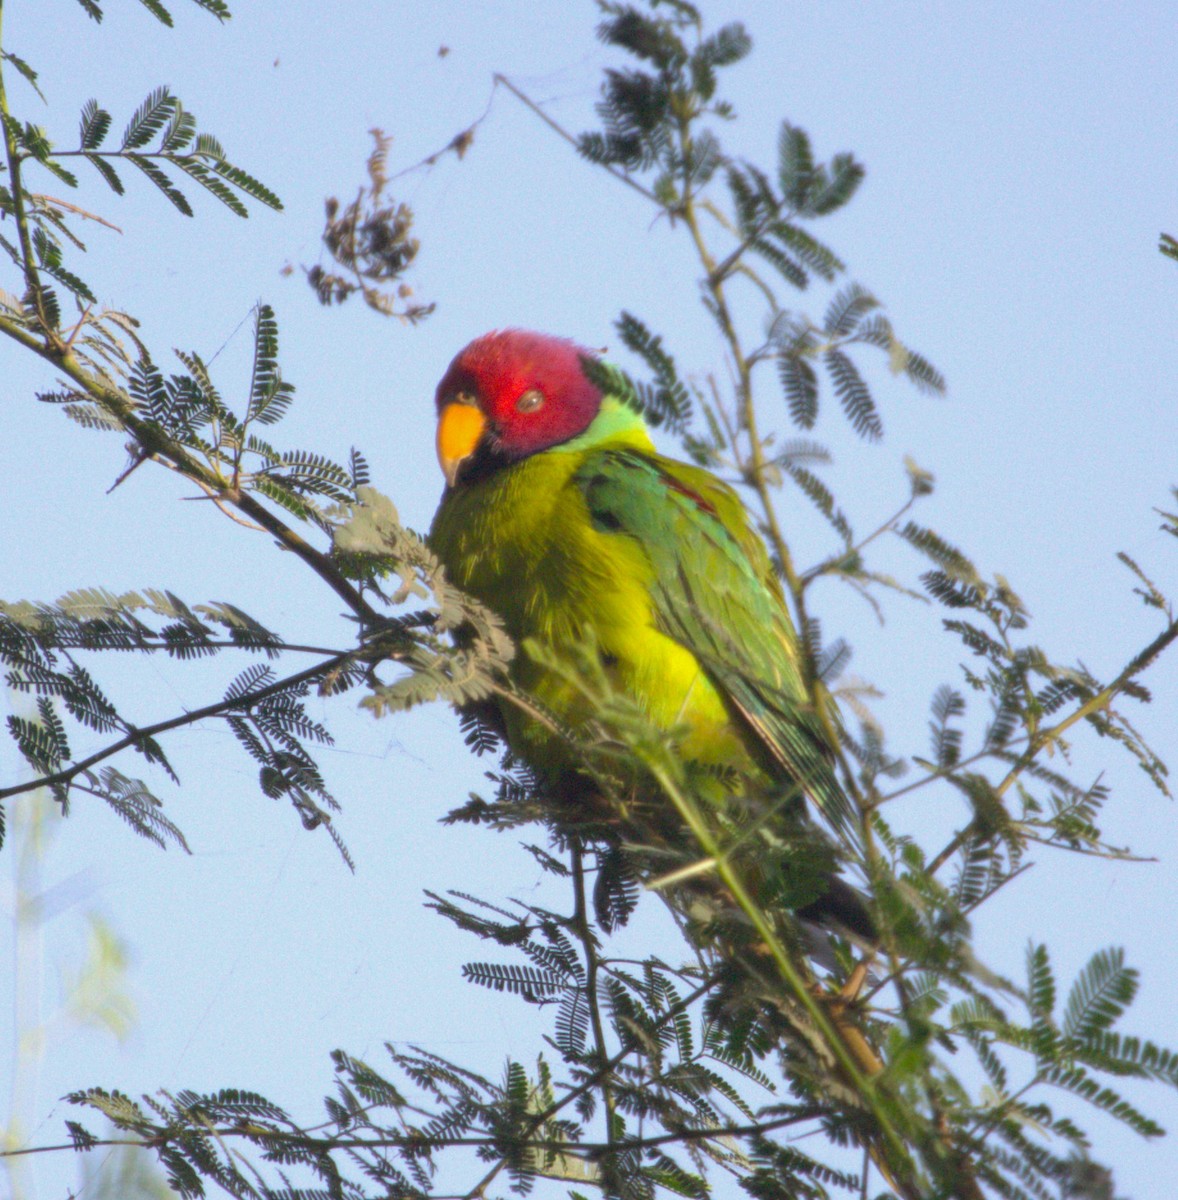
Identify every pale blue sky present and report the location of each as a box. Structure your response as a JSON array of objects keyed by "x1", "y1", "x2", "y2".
[{"x1": 3, "y1": 2, "x2": 1178, "y2": 1196}]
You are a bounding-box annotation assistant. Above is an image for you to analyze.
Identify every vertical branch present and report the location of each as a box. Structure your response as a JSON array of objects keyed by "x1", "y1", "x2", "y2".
[
  {"x1": 672, "y1": 120, "x2": 804, "y2": 608},
  {"x1": 672, "y1": 115, "x2": 868, "y2": 822},
  {"x1": 569, "y1": 840, "x2": 616, "y2": 1152},
  {"x1": 0, "y1": 9, "x2": 58, "y2": 346},
  {"x1": 643, "y1": 760, "x2": 926, "y2": 1200}
]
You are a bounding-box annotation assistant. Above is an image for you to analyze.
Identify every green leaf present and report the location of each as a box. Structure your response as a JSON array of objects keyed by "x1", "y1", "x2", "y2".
[
  {"x1": 777, "y1": 350, "x2": 818, "y2": 428},
  {"x1": 774, "y1": 220, "x2": 844, "y2": 280},
  {"x1": 777, "y1": 122, "x2": 814, "y2": 211},
  {"x1": 171, "y1": 157, "x2": 247, "y2": 216},
  {"x1": 135, "y1": 0, "x2": 175, "y2": 25},
  {"x1": 121, "y1": 86, "x2": 177, "y2": 150},
  {"x1": 462, "y1": 962, "x2": 565, "y2": 1000},
  {"x1": 1063, "y1": 948, "x2": 1138, "y2": 1042},
  {"x1": 84, "y1": 153, "x2": 125, "y2": 195},
  {"x1": 642, "y1": 1151, "x2": 707, "y2": 1198},
  {"x1": 823, "y1": 282, "x2": 879, "y2": 337},
  {"x1": 207, "y1": 158, "x2": 283, "y2": 211},
  {"x1": 88, "y1": 766, "x2": 190, "y2": 852},
  {"x1": 190, "y1": 0, "x2": 231, "y2": 18},
  {"x1": 612, "y1": 310, "x2": 692, "y2": 431},
  {"x1": 897, "y1": 521, "x2": 978, "y2": 579},
  {"x1": 747, "y1": 234, "x2": 807, "y2": 288},
  {"x1": 1027, "y1": 942, "x2": 1057, "y2": 1023},
  {"x1": 809, "y1": 151, "x2": 864, "y2": 215},
  {"x1": 193, "y1": 131, "x2": 225, "y2": 159},
  {"x1": 126, "y1": 154, "x2": 192, "y2": 215},
  {"x1": 695, "y1": 21, "x2": 752, "y2": 69},
  {"x1": 1080, "y1": 1032, "x2": 1178, "y2": 1086},
  {"x1": 246, "y1": 304, "x2": 294, "y2": 425},
  {"x1": 892, "y1": 342, "x2": 947, "y2": 395},
  {"x1": 8, "y1": 709, "x2": 68, "y2": 774},
  {"x1": 929, "y1": 684, "x2": 965, "y2": 768},
  {"x1": 1041, "y1": 1063, "x2": 1164, "y2": 1137},
  {"x1": 784, "y1": 463, "x2": 851, "y2": 541},
  {"x1": 3, "y1": 51, "x2": 45, "y2": 101},
  {"x1": 580, "y1": 355, "x2": 689, "y2": 434},
  {"x1": 78, "y1": 99, "x2": 112, "y2": 150},
  {"x1": 825, "y1": 347, "x2": 881, "y2": 440},
  {"x1": 161, "y1": 103, "x2": 198, "y2": 153},
  {"x1": 38, "y1": 255, "x2": 97, "y2": 304}
]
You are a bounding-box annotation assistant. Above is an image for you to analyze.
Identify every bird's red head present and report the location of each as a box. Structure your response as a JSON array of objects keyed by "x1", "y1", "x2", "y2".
[{"x1": 435, "y1": 329, "x2": 603, "y2": 487}]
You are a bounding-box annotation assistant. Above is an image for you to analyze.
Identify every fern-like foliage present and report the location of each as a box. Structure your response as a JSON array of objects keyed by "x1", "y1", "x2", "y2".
[
  {"x1": 54, "y1": 304, "x2": 375, "y2": 530},
  {"x1": 70, "y1": 86, "x2": 280, "y2": 219},
  {"x1": 897, "y1": 510, "x2": 1174, "y2": 844},
  {"x1": 0, "y1": 47, "x2": 277, "y2": 347},
  {"x1": 580, "y1": 311, "x2": 692, "y2": 434},
  {"x1": 3, "y1": 305, "x2": 509, "y2": 862},
  {"x1": 70, "y1": 838, "x2": 867, "y2": 1199},
  {"x1": 333, "y1": 486, "x2": 515, "y2": 716},
  {"x1": 576, "y1": 1, "x2": 944, "y2": 448},
  {"x1": 0, "y1": 587, "x2": 355, "y2": 860},
  {"x1": 63, "y1": 831, "x2": 1178, "y2": 1200},
  {"x1": 2, "y1": 255, "x2": 516, "y2": 861}
]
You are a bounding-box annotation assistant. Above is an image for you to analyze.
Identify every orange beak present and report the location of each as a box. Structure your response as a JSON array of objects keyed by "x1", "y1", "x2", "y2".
[{"x1": 436, "y1": 401, "x2": 487, "y2": 488}]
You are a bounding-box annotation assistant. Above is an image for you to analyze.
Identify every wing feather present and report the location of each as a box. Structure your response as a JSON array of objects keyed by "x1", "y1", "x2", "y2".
[{"x1": 576, "y1": 448, "x2": 854, "y2": 835}]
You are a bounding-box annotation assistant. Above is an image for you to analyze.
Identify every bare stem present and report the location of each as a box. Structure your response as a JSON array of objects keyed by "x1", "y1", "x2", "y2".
[{"x1": 494, "y1": 74, "x2": 660, "y2": 206}]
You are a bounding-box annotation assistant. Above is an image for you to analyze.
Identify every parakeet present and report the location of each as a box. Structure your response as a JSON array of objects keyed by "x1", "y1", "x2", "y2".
[{"x1": 428, "y1": 329, "x2": 870, "y2": 940}]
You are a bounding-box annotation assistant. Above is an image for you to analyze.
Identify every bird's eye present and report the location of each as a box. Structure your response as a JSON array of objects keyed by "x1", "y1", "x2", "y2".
[
  {"x1": 454, "y1": 389, "x2": 479, "y2": 407},
  {"x1": 515, "y1": 389, "x2": 545, "y2": 414}
]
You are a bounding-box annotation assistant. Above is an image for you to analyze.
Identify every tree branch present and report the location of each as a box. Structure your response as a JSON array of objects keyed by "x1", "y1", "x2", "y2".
[{"x1": 0, "y1": 649, "x2": 356, "y2": 802}]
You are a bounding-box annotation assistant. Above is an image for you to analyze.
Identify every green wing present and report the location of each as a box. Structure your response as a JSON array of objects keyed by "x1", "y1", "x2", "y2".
[{"x1": 575, "y1": 446, "x2": 854, "y2": 836}]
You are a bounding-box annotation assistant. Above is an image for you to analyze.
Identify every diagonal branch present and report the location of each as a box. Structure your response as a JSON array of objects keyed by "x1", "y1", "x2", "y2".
[
  {"x1": 925, "y1": 614, "x2": 1178, "y2": 876},
  {"x1": 0, "y1": 648, "x2": 356, "y2": 803},
  {"x1": 0, "y1": 313, "x2": 384, "y2": 626},
  {"x1": 493, "y1": 74, "x2": 660, "y2": 205}
]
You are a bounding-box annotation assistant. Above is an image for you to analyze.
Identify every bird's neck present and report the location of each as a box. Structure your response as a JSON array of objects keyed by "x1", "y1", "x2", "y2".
[{"x1": 557, "y1": 395, "x2": 654, "y2": 457}]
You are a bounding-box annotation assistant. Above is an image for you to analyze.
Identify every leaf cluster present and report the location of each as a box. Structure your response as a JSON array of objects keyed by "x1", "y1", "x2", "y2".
[
  {"x1": 892, "y1": 521, "x2": 1174, "y2": 843},
  {"x1": 577, "y1": 1, "x2": 943, "y2": 453},
  {"x1": 0, "y1": 66, "x2": 276, "y2": 352},
  {"x1": 55, "y1": 304, "x2": 378, "y2": 533},
  {"x1": 332, "y1": 486, "x2": 516, "y2": 717},
  {"x1": 0, "y1": 278, "x2": 501, "y2": 875},
  {"x1": 60, "y1": 831, "x2": 1178, "y2": 1200},
  {"x1": 0, "y1": 586, "x2": 360, "y2": 863}
]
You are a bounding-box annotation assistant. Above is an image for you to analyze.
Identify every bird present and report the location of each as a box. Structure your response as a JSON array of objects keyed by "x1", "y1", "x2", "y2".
[{"x1": 426, "y1": 328, "x2": 873, "y2": 953}]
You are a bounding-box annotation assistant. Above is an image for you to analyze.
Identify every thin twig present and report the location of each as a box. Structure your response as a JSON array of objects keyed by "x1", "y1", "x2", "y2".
[
  {"x1": 33, "y1": 193, "x2": 123, "y2": 233},
  {"x1": 926, "y1": 616, "x2": 1178, "y2": 877},
  {"x1": 494, "y1": 74, "x2": 660, "y2": 205}
]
